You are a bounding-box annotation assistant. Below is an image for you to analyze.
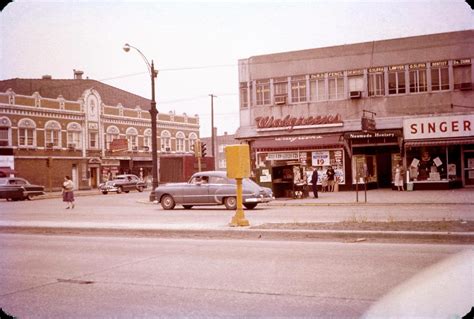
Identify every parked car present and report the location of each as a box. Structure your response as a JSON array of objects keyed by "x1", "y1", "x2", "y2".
[
  {"x1": 154, "y1": 170, "x2": 274, "y2": 210},
  {"x1": 99, "y1": 174, "x2": 147, "y2": 194},
  {"x1": 0, "y1": 177, "x2": 45, "y2": 201}
]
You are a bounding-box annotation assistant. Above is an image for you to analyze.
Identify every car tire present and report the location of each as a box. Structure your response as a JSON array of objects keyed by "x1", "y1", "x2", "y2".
[
  {"x1": 137, "y1": 186, "x2": 144, "y2": 192},
  {"x1": 102, "y1": 191, "x2": 108, "y2": 195},
  {"x1": 117, "y1": 187, "x2": 123, "y2": 194},
  {"x1": 224, "y1": 197, "x2": 237, "y2": 210},
  {"x1": 161, "y1": 194, "x2": 176, "y2": 210},
  {"x1": 244, "y1": 203, "x2": 257, "y2": 209},
  {"x1": 182, "y1": 205, "x2": 193, "y2": 209},
  {"x1": 25, "y1": 194, "x2": 34, "y2": 201},
  {"x1": 124, "y1": 190, "x2": 130, "y2": 193}
]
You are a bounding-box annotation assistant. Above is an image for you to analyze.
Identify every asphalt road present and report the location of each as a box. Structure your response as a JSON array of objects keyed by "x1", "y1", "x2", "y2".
[{"x1": 0, "y1": 234, "x2": 471, "y2": 318}]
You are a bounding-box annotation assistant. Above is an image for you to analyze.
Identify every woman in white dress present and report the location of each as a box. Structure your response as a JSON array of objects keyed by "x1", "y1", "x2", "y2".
[{"x1": 394, "y1": 164, "x2": 404, "y2": 191}]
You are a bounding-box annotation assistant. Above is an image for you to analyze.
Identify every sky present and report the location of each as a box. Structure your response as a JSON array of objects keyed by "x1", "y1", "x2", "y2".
[{"x1": 0, "y1": 0, "x2": 473, "y2": 138}]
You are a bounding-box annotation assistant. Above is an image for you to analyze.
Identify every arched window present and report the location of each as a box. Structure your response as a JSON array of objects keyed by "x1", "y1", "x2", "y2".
[
  {"x1": 106, "y1": 126, "x2": 120, "y2": 150},
  {"x1": 176, "y1": 132, "x2": 185, "y2": 152},
  {"x1": 44, "y1": 120, "x2": 62, "y2": 148},
  {"x1": 126, "y1": 127, "x2": 138, "y2": 150},
  {"x1": 143, "y1": 129, "x2": 152, "y2": 151},
  {"x1": 67, "y1": 122, "x2": 82, "y2": 149},
  {"x1": 18, "y1": 118, "x2": 36, "y2": 147},
  {"x1": 161, "y1": 130, "x2": 171, "y2": 152},
  {"x1": 188, "y1": 132, "x2": 198, "y2": 152},
  {"x1": 0, "y1": 117, "x2": 12, "y2": 147}
]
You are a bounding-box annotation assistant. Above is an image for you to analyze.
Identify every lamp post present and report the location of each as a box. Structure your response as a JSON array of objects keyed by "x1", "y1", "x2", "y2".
[{"x1": 123, "y1": 43, "x2": 159, "y2": 201}]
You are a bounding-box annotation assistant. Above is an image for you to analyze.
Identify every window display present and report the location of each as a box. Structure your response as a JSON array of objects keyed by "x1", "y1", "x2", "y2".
[
  {"x1": 352, "y1": 155, "x2": 377, "y2": 184},
  {"x1": 406, "y1": 147, "x2": 447, "y2": 181}
]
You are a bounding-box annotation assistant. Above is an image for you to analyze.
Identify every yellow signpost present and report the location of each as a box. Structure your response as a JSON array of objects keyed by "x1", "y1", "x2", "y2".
[{"x1": 225, "y1": 144, "x2": 250, "y2": 227}]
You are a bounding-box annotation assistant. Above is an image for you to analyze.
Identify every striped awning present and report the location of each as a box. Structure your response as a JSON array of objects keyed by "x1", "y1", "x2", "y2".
[{"x1": 405, "y1": 137, "x2": 474, "y2": 147}]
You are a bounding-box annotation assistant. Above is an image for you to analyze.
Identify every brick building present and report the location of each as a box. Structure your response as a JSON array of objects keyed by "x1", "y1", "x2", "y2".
[
  {"x1": 237, "y1": 30, "x2": 474, "y2": 195},
  {"x1": 0, "y1": 72, "x2": 200, "y2": 191}
]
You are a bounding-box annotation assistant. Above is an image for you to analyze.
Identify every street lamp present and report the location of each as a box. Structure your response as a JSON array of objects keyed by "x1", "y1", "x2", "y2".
[{"x1": 123, "y1": 43, "x2": 159, "y2": 201}]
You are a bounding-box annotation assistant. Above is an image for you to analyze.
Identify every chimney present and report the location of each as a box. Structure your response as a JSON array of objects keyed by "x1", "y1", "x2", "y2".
[
  {"x1": 73, "y1": 69, "x2": 84, "y2": 80},
  {"x1": 42, "y1": 75, "x2": 52, "y2": 80}
]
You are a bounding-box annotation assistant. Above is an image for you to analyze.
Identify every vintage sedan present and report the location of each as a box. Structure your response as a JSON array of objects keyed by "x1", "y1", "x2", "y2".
[
  {"x1": 154, "y1": 171, "x2": 274, "y2": 210},
  {"x1": 99, "y1": 174, "x2": 147, "y2": 194},
  {"x1": 0, "y1": 177, "x2": 45, "y2": 201}
]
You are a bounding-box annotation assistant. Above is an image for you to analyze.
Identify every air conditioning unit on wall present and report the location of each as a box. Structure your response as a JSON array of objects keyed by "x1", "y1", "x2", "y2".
[
  {"x1": 274, "y1": 95, "x2": 287, "y2": 105},
  {"x1": 350, "y1": 91, "x2": 362, "y2": 99}
]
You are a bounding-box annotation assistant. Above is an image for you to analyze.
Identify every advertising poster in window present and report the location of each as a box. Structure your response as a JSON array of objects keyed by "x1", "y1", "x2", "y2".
[{"x1": 312, "y1": 151, "x2": 330, "y2": 166}]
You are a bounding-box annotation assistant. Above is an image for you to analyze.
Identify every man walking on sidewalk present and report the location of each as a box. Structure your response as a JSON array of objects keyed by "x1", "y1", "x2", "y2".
[{"x1": 311, "y1": 168, "x2": 318, "y2": 198}]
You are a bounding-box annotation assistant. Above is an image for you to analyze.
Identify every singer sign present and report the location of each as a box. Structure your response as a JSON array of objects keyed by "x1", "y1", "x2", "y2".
[{"x1": 403, "y1": 115, "x2": 474, "y2": 140}]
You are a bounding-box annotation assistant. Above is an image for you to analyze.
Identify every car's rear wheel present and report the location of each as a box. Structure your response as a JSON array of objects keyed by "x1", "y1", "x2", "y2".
[
  {"x1": 116, "y1": 186, "x2": 123, "y2": 194},
  {"x1": 244, "y1": 203, "x2": 257, "y2": 209},
  {"x1": 182, "y1": 205, "x2": 193, "y2": 209},
  {"x1": 224, "y1": 197, "x2": 237, "y2": 210},
  {"x1": 25, "y1": 194, "x2": 34, "y2": 201},
  {"x1": 124, "y1": 190, "x2": 130, "y2": 193},
  {"x1": 161, "y1": 194, "x2": 176, "y2": 210},
  {"x1": 102, "y1": 191, "x2": 108, "y2": 195}
]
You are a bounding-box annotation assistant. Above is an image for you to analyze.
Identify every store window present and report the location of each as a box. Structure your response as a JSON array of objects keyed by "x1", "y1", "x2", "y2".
[
  {"x1": 311, "y1": 149, "x2": 345, "y2": 185},
  {"x1": 388, "y1": 65, "x2": 406, "y2": 95},
  {"x1": 239, "y1": 82, "x2": 249, "y2": 108},
  {"x1": 368, "y1": 67, "x2": 385, "y2": 96},
  {"x1": 453, "y1": 59, "x2": 472, "y2": 90},
  {"x1": 409, "y1": 63, "x2": 427, "y2": 93},
  {"x1": 328, "y1": 72, "x2": 345, "y2": 100},
  {"x1": 256, "y1": 79, "x2": 270, "y2": 105},
  {"x1": 352, "y1": 155, "x2": 377, "y2": 184},
  {"x1": 291, "y1": 76, "x2": 306, "y2": 103},
  {"x1": 18, "y1": 118, "x2": 36, "y2": 147},
  {"x1": 273, "y1": 77, "x2": 288, "y2": 105},
  {"x1": 406, "y1": 147, "x2": 448, "y2": 182},
  {"x1": 309, "y1": 74, "x2": 326, "y2": 101},
  {"x1": 431, "y1": 61, "x2": 449, "y2": 91}
]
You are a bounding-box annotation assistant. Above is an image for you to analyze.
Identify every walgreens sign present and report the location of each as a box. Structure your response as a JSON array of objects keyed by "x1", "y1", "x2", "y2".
[{"x1": 403, "y1": 115, "x2": 474, "y2": 140}]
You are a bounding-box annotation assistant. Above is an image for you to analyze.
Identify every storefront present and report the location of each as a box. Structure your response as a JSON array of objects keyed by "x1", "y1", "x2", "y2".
[
  {"x1": 345, "y1": 130, "x2": 403, "y2": 189},
  {"x1": 251, "y1": 134, "x2": 347, "y2": 197},
  {"x1": 403, "y1": 114, "x2": 474, "y2": 189}
]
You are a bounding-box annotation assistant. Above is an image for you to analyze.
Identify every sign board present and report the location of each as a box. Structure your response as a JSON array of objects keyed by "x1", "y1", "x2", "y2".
[
  {"x1": 110, "y1": 138, "x2": 128, "y2": 152},
  {"x1": 403, "y1": 114, "x2": 474, "y2": 140},
  {"x1": 311, "y1": 151, "x2": 330, "y2": 166}
]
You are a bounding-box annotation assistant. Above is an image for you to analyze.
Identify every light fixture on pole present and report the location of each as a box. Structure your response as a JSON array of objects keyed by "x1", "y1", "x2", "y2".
[{"x1": 123, "y1": 43, "x2": 159, "y2": 201}]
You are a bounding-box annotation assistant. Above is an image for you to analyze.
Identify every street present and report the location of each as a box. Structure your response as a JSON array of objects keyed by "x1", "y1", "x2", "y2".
[{"x1": 1, "y1": 234, "x2": 471, "y2": 318}]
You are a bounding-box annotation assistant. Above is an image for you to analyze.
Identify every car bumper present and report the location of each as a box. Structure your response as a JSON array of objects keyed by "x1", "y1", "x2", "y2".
[
  {"x1": 99, "y1": 186, "x2": 119, "y2": 192},
  {"x1": 244, "y1": 196, "x2": 274, "y2": 203}
]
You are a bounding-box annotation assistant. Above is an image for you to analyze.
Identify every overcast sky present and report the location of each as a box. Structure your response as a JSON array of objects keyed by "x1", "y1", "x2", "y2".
[{"x1": 1, "y1": 0, "x2": 473, "y2": 137}]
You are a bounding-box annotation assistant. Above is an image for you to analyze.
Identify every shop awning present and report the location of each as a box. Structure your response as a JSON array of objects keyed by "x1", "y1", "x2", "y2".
[
  {"x1": 252, "y1": 134, "x2": 343, "y2": 149},
  {"x1": 405, "y1": 137, "x2": 474, "y2": 147}
]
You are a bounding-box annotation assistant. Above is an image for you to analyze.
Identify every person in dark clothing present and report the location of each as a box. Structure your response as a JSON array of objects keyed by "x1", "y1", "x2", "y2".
[
  {"x1": 311, "y1": 169, "x2": 318, "y2": 198},
  {"x1": 326, "y1": 166, "x2": 336, "y2": 192}
]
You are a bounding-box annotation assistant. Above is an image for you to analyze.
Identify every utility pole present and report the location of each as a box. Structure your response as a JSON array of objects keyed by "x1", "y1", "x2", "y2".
[{"x1": 209, "y1": 94, "x2": 217, "y2": 168}]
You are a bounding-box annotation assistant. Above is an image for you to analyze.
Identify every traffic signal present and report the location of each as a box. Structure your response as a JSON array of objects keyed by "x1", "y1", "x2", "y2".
[{"x1": 201, "y1": 143, "x2": 207, "y2": 157}]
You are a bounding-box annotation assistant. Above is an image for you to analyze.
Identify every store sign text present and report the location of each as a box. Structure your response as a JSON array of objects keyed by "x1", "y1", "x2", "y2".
[
  {"x1": 403, "y1": 115, "x2": 474, "y2": 140},
  {"x1": 255, "y1": 114, "x2": 343, "y2": 132}
]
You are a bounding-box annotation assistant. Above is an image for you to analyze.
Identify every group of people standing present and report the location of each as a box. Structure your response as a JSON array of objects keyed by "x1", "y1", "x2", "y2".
[{"x1": 310, "y1": 166, "x2": 336, "y2": 199}]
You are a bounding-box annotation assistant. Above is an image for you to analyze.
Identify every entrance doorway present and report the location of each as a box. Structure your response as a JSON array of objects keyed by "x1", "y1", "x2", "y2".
[
  {"x1": 464, "y1": 150, "x2": 474, "y2": 187},
  {"x1": 90, "y1": 167, "x2": 99, "y2": 188}
]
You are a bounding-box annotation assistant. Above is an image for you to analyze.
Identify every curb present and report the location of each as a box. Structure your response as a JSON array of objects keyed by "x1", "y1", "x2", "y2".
[{"x1": 1, "y1": 225, "x2": 473, "y2": 244}]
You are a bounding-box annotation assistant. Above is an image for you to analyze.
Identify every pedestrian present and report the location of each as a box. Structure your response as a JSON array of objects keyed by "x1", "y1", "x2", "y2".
[
  {"x1": 62, "y1": 175, "x2": 75, "y2": 209},
  {"x1": 394, "y1": 164, "x2": 404, "y2": 191},
  {"x1": 326, "y1": 166, "x2": 335, "y2": 192},
  {"x1": 311, "y1": 168, "x2": 318, "y2": 198}
]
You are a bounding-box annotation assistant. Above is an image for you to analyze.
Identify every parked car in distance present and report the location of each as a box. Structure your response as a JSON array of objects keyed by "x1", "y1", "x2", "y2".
[
  {"x1": 154, "y1": 170, "x2": 274, "y2": 210},
  {"x1": 0, "y1": 177, "x2": 45, "y2": 201},
  {"x1": 99, "y1": 174, "x2": 147, "y2": 194}
]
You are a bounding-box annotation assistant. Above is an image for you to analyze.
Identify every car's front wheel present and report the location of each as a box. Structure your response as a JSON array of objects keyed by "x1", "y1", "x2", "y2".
[
  {"x1": 25, "y1": 194, "x2": 34, "y2": 201},
  {"x1": 224, "y1": 197, "x2": 237, "y2": 210},
  {"x1": 182, "y1": 205, "x2": 193, "y2": 209},
  {"x1": 102, "y1": 191, "x2": 108, "y2": 195},
  {"x1": 161, "y1": 194, "x2": 176, "y2": 210},
  {"x1": 116, "y1": 186, "x2": 123, "y2": 194},
  {"x1": 137, "y1": 186, "x2": 144, "y2": 192},
  {"x1": 244, "y1": 203, "x2": 257, "y2": 210}
]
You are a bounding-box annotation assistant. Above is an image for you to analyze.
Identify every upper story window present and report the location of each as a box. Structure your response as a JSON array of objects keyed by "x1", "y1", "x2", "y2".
[
  {"x1": 143, "y1": 129, "x2": 152, "y2": 151},
  {"x1": 188, "y1": 133, "x2": 198, "y2": 152},
  {"x1": 161, "y1": 130, "x2": 171, "y2": 152},
  {"x1": 291, "y1": 76, "x2": 307, "y2": 103},
  {"x1": 0, "y1": 117, "x2": 12, "y2": 147},
  {"x1": 368, "y1": 67, "x2": 385, "y2": 96},
  {"x1": 106, "y1": 126, "x2": 120, "y2": 150},
  {"x1": 256, "y1": 79, "x2": 270, "y2": 106},
  {"x1": 89, "y1": 132, "x2": 98, "y2": 149},
  {"x1": 126, "y1": 127, "x2": 138, "y2": 150},
  {"x1": 328, "y1": 72, "x2": 344, "y2": 100},
  {"x1": 388, "y1": 65, "x2": 406, "y2": 95},
  {"x1": 67, "y1": 122, "x2": 82, "y2": 149},
  {"x1": 176, "y1": 132, "x2": 185, "y2": 152},
  {"x1": 18, "y1": 118, "x2": 36, "y2": 147},
  {"x1": 44, "y1": 120, "x2": 61, "y2": 148},
  {"x1": 431, "y1": 61, "x2": 449, "y2": 91},
  {"x1": 409, "y1": 63, "x2": 427, "y2": 93},
  {"x1": 273, "y1": 77, "x2": 288, "y2": 105},
  {"x1": 453, "y1": 59, "x2": 472, "y2": 90},
  {"x1": 239, "y1": 82, "x2": 249, "y2": 108},
  {"x1": 348, "y1": 70, "x2": 364, "y2": 97},
  {"x1": 309, "y1": 73, "x2": 326, "y2": 101}
]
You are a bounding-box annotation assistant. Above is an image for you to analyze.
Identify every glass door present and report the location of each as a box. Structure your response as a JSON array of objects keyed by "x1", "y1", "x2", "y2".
[{"x1": 464, "y1": 150, "x2": 474, "y2": 186}]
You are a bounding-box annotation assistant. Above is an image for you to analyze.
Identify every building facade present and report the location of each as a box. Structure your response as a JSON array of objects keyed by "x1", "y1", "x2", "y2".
[
  {"x1": 237, "y1": 30, "x2": 474, "y2": 196},
  {"x1": 0, "y1": 73, "x2": 200, "y2": 191}
]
